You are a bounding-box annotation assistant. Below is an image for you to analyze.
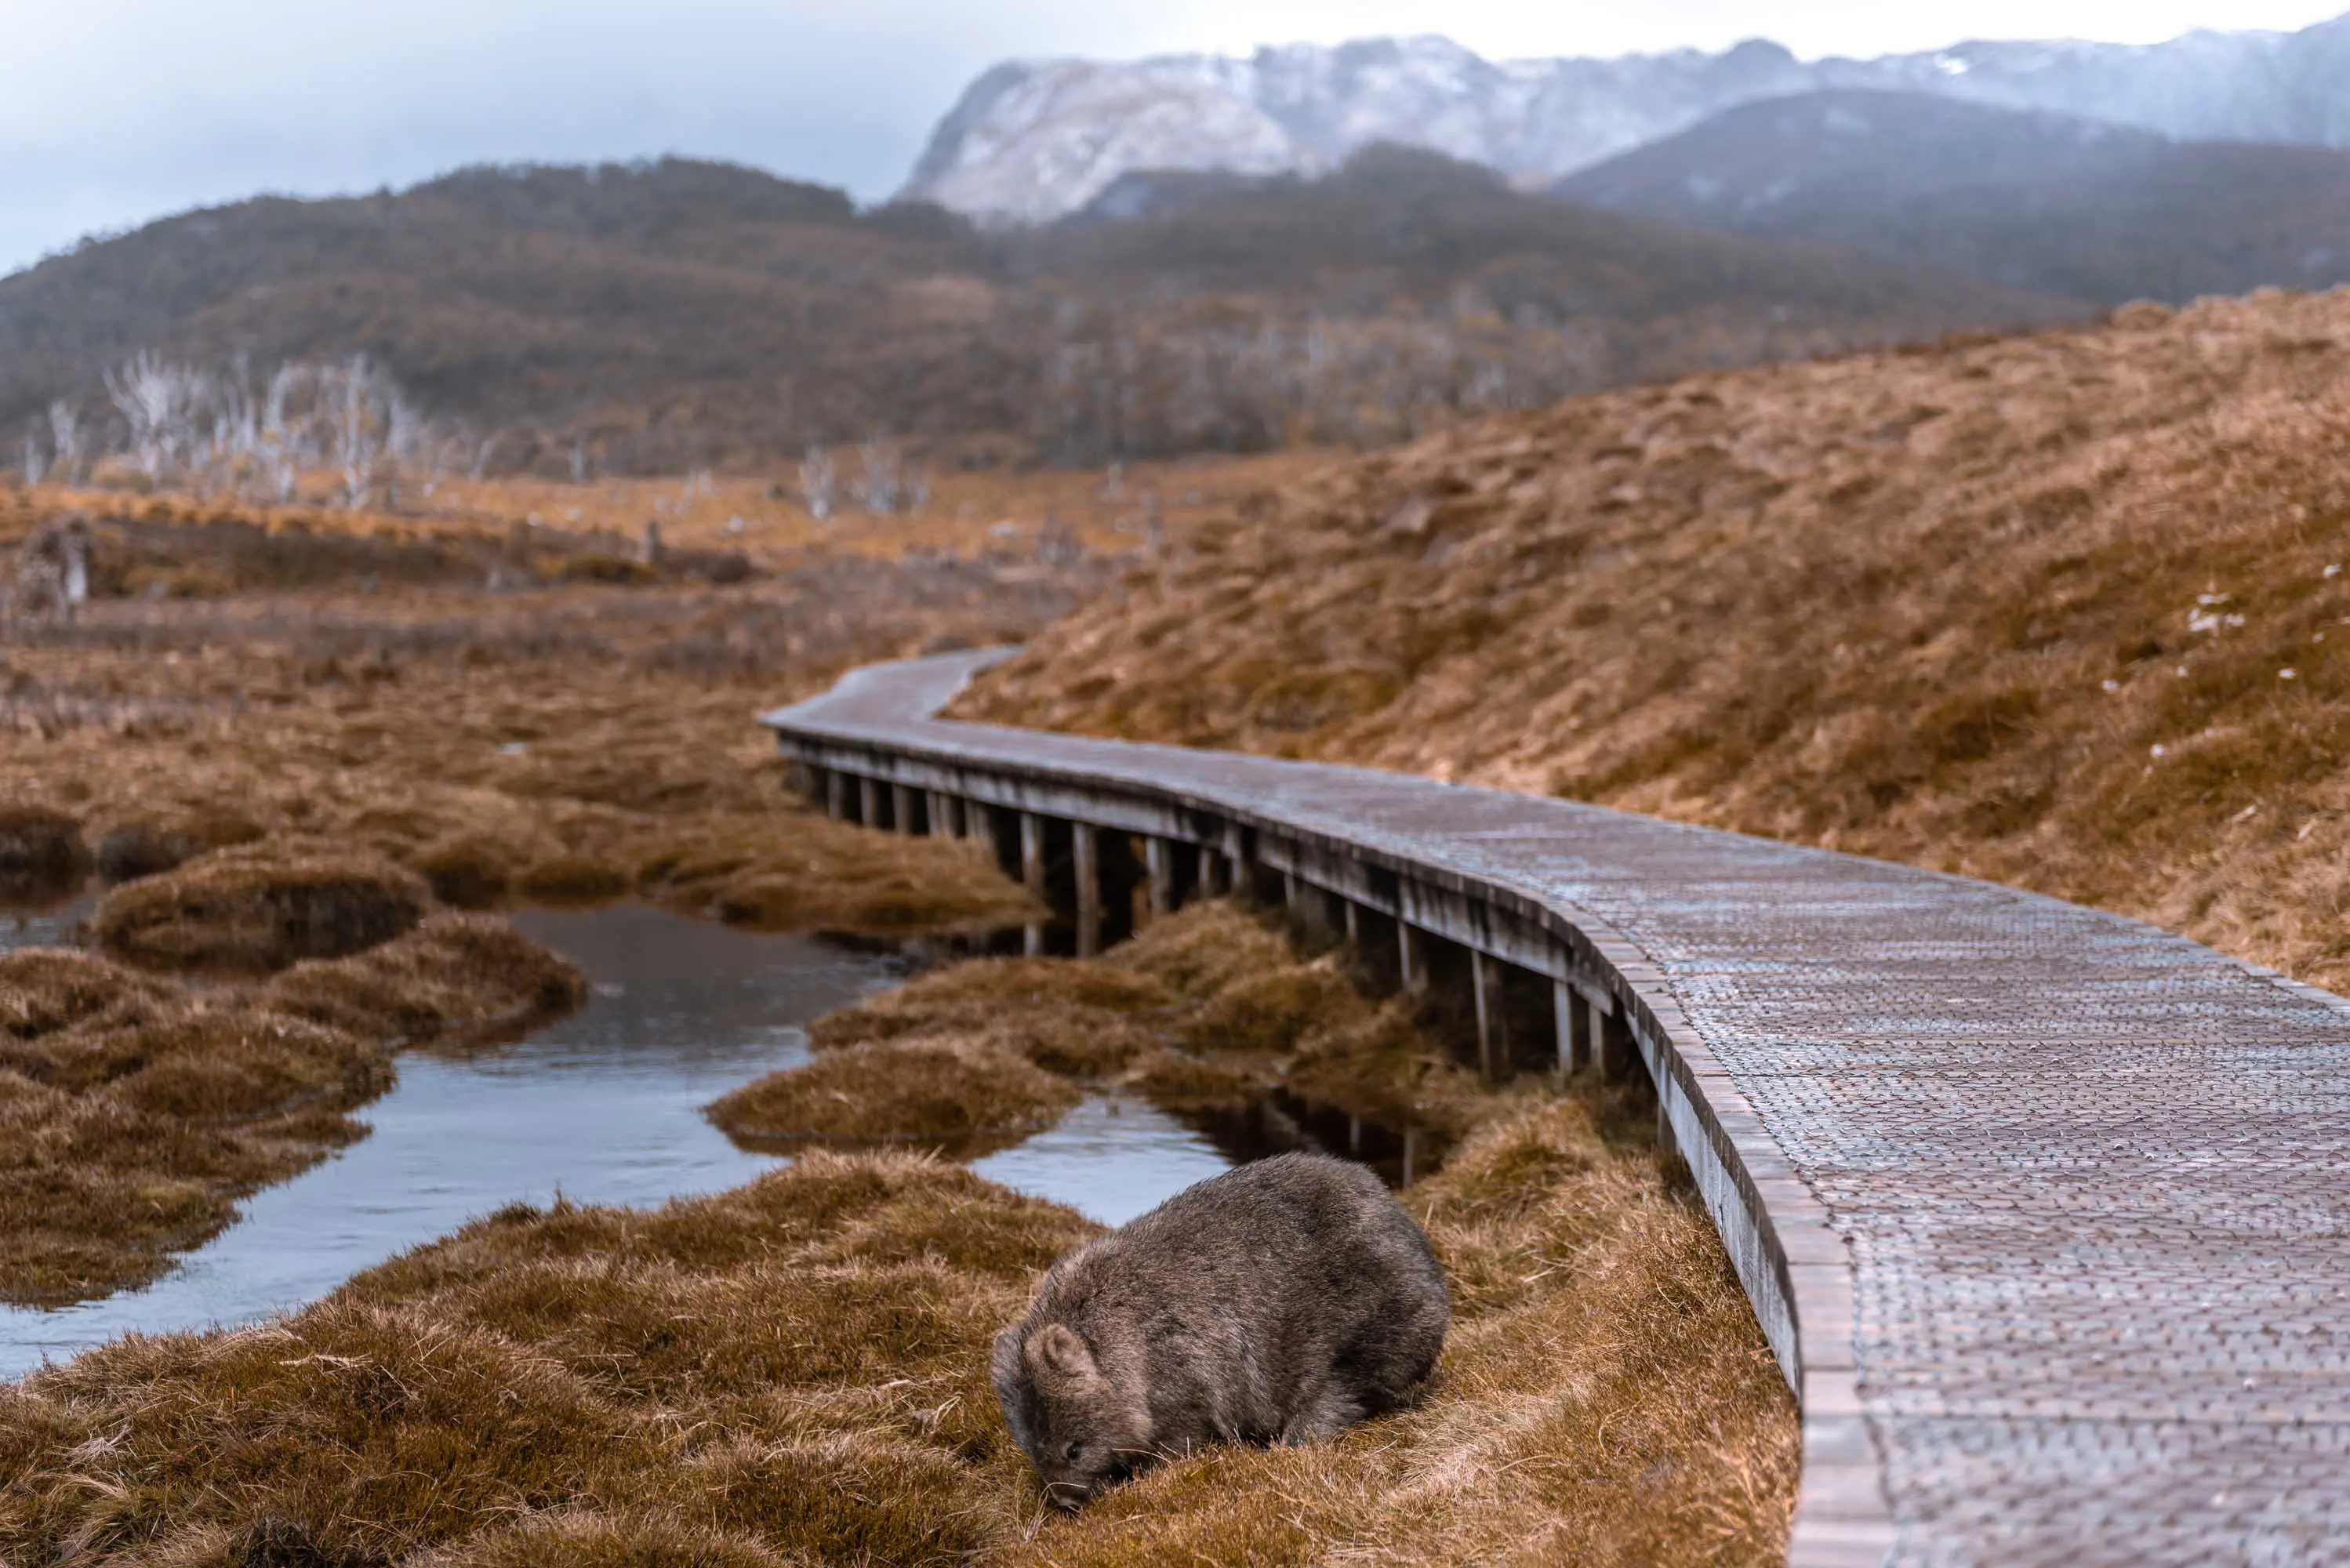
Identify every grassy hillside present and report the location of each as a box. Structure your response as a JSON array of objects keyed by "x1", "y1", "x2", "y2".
[
  {"x1": 0, "y1": 151, "x2": 2074, "y2": 474},
  {"x1": 961, "y1": 289, "x2": 2350, "y2": 989},
  {"x1": 1555, "y1": 91, "x2": 2350, "y2": 305}
]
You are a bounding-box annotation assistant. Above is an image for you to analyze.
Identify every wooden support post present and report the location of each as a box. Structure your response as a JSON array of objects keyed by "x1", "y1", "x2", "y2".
[
  {"x1": 859, "y1": 776, "x2": 879, "y2": 829},
  {"x1": 1600, "y1": 1004, "x2": 1636, "y2": 1084},
  {"x1": 1145, "y1": 836, "x2": 1172, "y2": 920},
  {"x1": 1342, "y1": 899, "x2": 1360, "y2": 945},
  {"x1": 1020, "y1": 814, "x2": 1045, "y2": 899},
  {"x1": 1198, "y1": 844, "x2": 1221, "y2": 898},
  {"x1": 1553, "y1": 979, "x2": 1576, "y2": 1085},
  {"x1": 1472, "y1": 951, "x2": 1497, "y2": 1080},
  {"x1": 891, "y1": 783, "x2": 915, "y2": 835},
  {"x1": 824, "y1": 771, "x2": 846, "y2": 821},
  {"x1": 1398, "y1": 923, "x2": 1428, "y2": 993},
  {"x1": 929, "y1": 791, "x2": 955, "y2": 839},
  {"x1": 1073, "y1": 823, "x2": 1101, "y2": 957},
  {"x1": 1584, "y1": 993, "x2": 1607, "y2": 1078}
]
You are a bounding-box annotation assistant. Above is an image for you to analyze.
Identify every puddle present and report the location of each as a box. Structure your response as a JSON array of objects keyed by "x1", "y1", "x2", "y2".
[
  {"x1": 973, "y1": 1094, "x2": 1236, "y2": 1228},
  {"x1": 0, "y1": 890, "x2": 97, "y2": 953},
  {"x1": 2, "y1": 903, "x2": 1434, "y2": 1379}
]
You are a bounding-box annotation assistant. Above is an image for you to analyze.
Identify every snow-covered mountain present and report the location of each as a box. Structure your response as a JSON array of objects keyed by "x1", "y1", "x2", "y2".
[{"x1": 899, "y1": 15, "x2": 2350, "y2": 225}]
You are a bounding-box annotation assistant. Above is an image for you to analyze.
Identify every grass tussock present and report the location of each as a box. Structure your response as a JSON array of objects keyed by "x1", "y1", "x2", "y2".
[
  {"x1": 963, "y1": 289, "x2": 2350, "y2": 993},
  {"x1": 0, "y1": 915, "x2": 583, "y2": 1305},
  {"x1": 259, "y1": 913, "x2": 590, "y2": 1052},
  {"x1": 90, "y1": 841, "x2": 432, "y2": 975},
  {"x1": 641, "y1": 813, "x2": 1040, "y2": 937},
  {"x1": 707, "y1": 1034, "x2": 1081, "y2": 1153},
  {"x1": 0, "y1": 985, "x2": 390, "y2": 1305},
  {"x1": 740, "y1": 902, "x2": 1495, "y2": 1152},
  {"x1": 93, "y1": 809, "x2": 266, "y2": 885},
  {"x1": 1, "y1": 1068, "x2": 1792, "y2": 1566}
]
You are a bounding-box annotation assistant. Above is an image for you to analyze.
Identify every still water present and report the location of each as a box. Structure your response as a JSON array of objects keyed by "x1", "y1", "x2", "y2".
[{"x1": 0, "y1": 903, "x2": 1237, "y2": 1379}]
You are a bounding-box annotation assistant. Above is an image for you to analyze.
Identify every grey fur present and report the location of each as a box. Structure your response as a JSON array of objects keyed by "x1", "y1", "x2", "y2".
[{"x1": 991, "y1": 1151, "x2": 1450, "y2": 1508}]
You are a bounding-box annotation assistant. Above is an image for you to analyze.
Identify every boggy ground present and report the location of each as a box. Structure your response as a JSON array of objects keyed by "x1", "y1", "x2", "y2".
[
  {"x1": 711, "y1": 902, "x2": 1498, "y2": 1155},
  {"x1": 962, "y1": 289, "x2": 2350, "y2": 992},
  {"x1": 1, "y1": 911, "x2": 584, "y2": 1305},
  {"x1": 1, "y1": 904, "x2": 1795, "y2": 1566},
  {"x1": 0, "y1": 493, "x2": 1107, "y2": 1305}
]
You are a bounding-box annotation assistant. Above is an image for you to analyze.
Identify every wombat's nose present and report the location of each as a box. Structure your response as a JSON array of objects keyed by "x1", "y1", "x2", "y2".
[{"x1": 1045, "y1": 1483, "x2": 1087, "y2": 1512}]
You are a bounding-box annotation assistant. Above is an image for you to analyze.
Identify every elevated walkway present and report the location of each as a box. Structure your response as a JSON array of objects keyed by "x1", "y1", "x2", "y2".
[{"x1": 766, "y1": 650, "x2": 2350, "y2": 1566}]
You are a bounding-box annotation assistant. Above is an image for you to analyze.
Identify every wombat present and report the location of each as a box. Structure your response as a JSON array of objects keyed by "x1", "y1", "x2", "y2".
[{"x1": 992, "y1": 1151, "x2": 1449, "y2": 1508}]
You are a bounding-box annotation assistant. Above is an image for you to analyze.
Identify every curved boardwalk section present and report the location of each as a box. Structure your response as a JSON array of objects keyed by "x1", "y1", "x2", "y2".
[{"x1": 765, "y1": 651, "x2": 2350, "y2": 1567}]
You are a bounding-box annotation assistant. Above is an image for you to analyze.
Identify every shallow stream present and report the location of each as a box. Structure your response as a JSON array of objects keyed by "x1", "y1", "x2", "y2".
[{"x1": 0, "y1": 903, "x2": 1245, "y2": 1378}]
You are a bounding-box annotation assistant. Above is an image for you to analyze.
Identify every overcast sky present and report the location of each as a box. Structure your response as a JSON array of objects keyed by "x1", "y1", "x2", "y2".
[{"x1": 3, "y1": 0, "x2": 2345, "y2": 275}]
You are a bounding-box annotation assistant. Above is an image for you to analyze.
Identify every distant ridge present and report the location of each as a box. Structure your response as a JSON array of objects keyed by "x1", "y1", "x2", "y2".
[
  {"x1": 901, "y1": 14, "x2": 2350, "y2": 224},
  {"x1": 1553, "y1": 91, "x2": 2350, "y2": 306},
  {"x1": 0, "y1": 152, "x2": 2073, "y2": 474}
]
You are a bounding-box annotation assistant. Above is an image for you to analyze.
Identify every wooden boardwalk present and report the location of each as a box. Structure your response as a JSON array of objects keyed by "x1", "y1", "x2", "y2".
[{"x1": 765, "y1": 651, "x2": 2350, "y2": 1567}]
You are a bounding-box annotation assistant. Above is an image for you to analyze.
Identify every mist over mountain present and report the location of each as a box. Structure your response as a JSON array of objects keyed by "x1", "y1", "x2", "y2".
[
  {"x1": 1553, "y1": 91, "x2": 2350, "y2": 305},
  {"x1": 902, "y1": 13, "x2": 2350, "y2": 224}
]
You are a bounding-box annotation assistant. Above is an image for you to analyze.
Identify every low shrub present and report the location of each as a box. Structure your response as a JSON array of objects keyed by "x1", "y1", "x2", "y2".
[
  {"x1": 260, "y1": 912, "x2": 589, "y2": 1051},
  {"x1": 706, "y1": 1034, "x2": 1079, "y2": 1152},
  {"x1": 91, "y1": 840, "x2": 431, "y2": 974},
  {"x1": 413, "y1": 838, "x2": 515, "y2": 909},
  {"x1": 93, "y1": 810, "x2": 265, "y2": 884}
]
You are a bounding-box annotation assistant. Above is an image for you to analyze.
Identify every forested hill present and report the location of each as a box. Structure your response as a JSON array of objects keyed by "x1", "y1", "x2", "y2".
[{"x1": 0, "y1": 152, "x2": 2076, "y2": 474}]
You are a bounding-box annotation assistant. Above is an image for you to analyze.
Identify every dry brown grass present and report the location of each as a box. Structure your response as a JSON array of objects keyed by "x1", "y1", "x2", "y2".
[
  {"x1": 708, "y1": 1035, "x2": 1082, "y2": 1153},
  {"x1": 0, "y1": 474, "x2": 1107, "y2": 1307},
  {"x1": 754, "y1": 904, "x2": 1498, "y2": 1151},
  {"x1": 964, "y1": 289, "x2": 2350, "y2": 991},
  {"x1": 2, "y1": 934, "x2": 1792, "y2": 1566},
  {"x1": 90, "y1": 841, "x2": 432, "y2": 975},
  {"x1": 699, "y1": 903, "x2": 1785, "y2": 1552},
  {"x1": 260, "y1": 913, "x2": 590, "y2": 1052},
  {"x1": 0, "y1": 917, "x2": 585, "y2": 1306}
]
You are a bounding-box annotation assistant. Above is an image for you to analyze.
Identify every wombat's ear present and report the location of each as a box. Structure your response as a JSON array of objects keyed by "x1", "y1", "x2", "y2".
[{"x1": 1026, "y1": 1323, "x2": 1098, "y2": 1385}]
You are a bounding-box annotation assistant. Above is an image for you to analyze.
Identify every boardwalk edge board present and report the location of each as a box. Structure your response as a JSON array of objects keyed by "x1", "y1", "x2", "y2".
[{"x1": 765, "y1": 651, "x2": 1894, "y2": 1564}]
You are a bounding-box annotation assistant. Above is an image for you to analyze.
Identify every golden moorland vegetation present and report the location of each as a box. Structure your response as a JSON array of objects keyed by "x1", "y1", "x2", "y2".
[
  {"x1": 0, "y1": 473, "x2": 1201, "y2": 1304},
  {"x1": 3, "y1": 904, "x2": 1795, "y2": 1566},
  {"x1": 965, "y1": 289, "x2": 2350, "y2": 989}
]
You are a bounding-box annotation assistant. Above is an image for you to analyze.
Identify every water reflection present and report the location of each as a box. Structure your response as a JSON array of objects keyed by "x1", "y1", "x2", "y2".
[
  {"x1": 0, "y1": 890, "x2": 96, "y2": 953},
  {"x1": 1, "y1": 903, "x2": 1429, "y2": 1380},
  {"x1": 0, "y1": 906, "x2": 889, "y2": 1377}
]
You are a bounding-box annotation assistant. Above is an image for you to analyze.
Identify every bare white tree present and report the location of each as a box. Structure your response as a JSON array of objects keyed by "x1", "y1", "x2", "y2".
[
  {"x1": 848, "y1": 440, "x2": 927, "y2": 516},
  {"x1": 45, "y1": 402, "x2": 78, "y2": 485},
  {"x1": 20, "y1": 424, "x2": 44, "y2": 486},
  {"x1": 104, "y1": 351, "x2": 208, "y2": 480},
  {"x1": 799, "y1": 446, "x2": 838, "y2": 521}
]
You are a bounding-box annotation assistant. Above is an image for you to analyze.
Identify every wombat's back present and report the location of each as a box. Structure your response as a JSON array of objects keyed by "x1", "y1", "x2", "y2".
[{"x1": 1033, "y1": 1152, "x2": 1448, "y2": 1440}]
